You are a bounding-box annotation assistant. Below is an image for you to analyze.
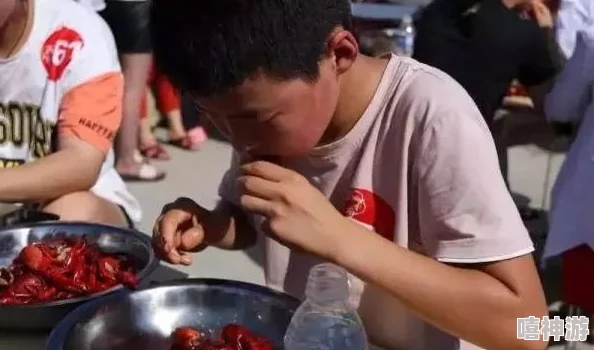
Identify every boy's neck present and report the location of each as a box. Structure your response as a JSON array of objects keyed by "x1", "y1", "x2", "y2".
[
  {"x1": 321, "y1": 54, "x2": 389, "y2": 144},
  {"x1": 0, "y1": 0, "x2": 32, "y2": 58}
]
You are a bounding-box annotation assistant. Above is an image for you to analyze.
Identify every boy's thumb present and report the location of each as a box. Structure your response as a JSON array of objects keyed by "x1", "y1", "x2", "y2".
[{"x1": 180, "y1": 226, "x2": 207, "y2": 252}]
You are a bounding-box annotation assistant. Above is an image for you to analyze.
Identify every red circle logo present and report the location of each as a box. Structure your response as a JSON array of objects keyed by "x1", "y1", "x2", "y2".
[
  {"x1": 343, "y1": 188, "x2": 396, "y2": 241},
  {"x1": 41, "y1": 27, "x2": 84, "y2": 81}
]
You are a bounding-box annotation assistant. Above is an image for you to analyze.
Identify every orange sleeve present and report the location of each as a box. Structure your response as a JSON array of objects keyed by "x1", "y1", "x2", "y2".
[{"x1": 58, "y1": 72, "x2": 123, "y2": 154}]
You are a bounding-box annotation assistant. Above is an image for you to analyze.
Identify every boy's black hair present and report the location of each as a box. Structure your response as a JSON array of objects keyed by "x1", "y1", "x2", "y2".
[{"x1": 150, "y1": 0, "x2": 352, "y2": 97}]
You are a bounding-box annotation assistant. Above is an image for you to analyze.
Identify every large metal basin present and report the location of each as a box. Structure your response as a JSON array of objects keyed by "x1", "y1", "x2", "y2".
[
  {"x1": 47, "y1": 279, "x2": 301, "y2": 350},
  {"x1": 0, "y1": 222, "x2": 158, "y2": 330}
]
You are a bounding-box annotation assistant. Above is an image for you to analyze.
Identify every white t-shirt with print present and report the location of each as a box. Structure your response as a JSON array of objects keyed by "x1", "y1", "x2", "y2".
[
  {"x1": 74, "y1": 0, "x2": 105, "y2": 12},
  {"x1": 0, "y1": 0, "x2": 141, "y2": 222}
]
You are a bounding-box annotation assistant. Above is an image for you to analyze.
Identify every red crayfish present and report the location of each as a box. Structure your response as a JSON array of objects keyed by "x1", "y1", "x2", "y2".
[
  {"x1": 0, "y1": 237, "x2": 137, "y2": 305},
  {"x1": 170, "y1": 324, "x2": 274, "y2": 350}
]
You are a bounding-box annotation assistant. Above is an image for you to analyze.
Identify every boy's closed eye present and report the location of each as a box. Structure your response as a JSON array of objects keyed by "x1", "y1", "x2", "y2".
[{"x1": 227, "y1": 110, "x2": 281, "y2": 124}]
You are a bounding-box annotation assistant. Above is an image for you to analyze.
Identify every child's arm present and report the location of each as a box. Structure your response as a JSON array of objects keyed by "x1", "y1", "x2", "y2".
[
  {"x1": 334, "y1": 221, "x2": 547, "y2": 350},
  {"x1": 205, "y1": 200, "x2": 258, "y2": 250}
]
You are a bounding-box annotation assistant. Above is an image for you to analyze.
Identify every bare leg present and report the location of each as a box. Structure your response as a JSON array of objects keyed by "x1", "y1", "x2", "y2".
[
  {"x1": 42, "y1": 192, "x2": 129, "y2": 227},
  {"x1": 139, "y1": 116, "x2": 159, "y2": 146},
  {"x1": 138, "y1": 115, "x2": 170, "y2": 160},
  {"x1": 166, "y1": 109, "x2": 186, "y2": 140},
  {"x1": 151, "y1": 67, "x2": 185, "y2": 139},
  {"x1": 115, "y1": 53, "x2": 164, "y2": 178},
  {"x1": 138, "y1": 84, "x2": 158, "y2": 147}
]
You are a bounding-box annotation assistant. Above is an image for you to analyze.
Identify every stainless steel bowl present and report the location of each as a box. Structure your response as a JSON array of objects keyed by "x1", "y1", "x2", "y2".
[
  {"x1": 47, "y1": 279, "x2": 301, "y2": 350},
  {"x1": 0, "y1": 222, "x2": 158, "y2": 330}
]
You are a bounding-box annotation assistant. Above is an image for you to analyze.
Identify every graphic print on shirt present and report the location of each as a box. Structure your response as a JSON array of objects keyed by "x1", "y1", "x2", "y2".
[
  {"x1": 0, "y1": 102, "x2": 54, "y2": 168},
  {"x1": 0, "y1": 27, "x2": 84, "y2": 168},
  {"x1": 343, "y1": 188, "x2": 396, "y2": 241},
  {"x1": 41, "y1": 27, "x2": 84, "y2": 81}
]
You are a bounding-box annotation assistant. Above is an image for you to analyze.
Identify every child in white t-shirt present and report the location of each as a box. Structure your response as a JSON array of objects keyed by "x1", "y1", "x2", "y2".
[{"x1": 0, "y1": 0, "x2": 141, "y2": 225}]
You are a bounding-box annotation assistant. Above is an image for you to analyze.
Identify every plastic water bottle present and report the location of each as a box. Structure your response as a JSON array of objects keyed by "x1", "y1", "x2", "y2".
[
  {"x1": 394, "y1": 15, "x2": 415, "y2": 57},
  {"x1": 284, "y1": 263, "x2": 367, "y2": 350}
]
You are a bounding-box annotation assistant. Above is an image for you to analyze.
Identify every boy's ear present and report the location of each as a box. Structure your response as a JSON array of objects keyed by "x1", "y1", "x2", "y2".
[{"x1": 327, "y1": 28, "x2": 359, "y2": 75}]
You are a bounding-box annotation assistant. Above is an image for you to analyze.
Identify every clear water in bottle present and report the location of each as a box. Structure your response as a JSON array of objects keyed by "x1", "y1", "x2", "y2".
[{"x1": 284, "y1": 263, "x2": 368, "y2": 350}]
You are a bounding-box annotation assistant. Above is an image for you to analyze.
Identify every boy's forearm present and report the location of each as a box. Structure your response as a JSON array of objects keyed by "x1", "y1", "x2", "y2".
[
  {"x1": 204, "y1": 201, "x2": 257, "y2": 250},
  {"x1": 333, "y1": 219, "x2": 548, "y2": 350}
]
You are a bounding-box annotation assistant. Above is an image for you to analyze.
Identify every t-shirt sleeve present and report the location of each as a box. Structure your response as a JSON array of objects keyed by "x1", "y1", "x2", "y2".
[
  {"x1": 57, "y1": 12, "x2": 122, "y2": 153},
  {"x1": 415, "y1": 87, "x2": 534, "y2": 263},
  {"x1": 58, "y1": 72, "x2": 122, "y2": 153}
]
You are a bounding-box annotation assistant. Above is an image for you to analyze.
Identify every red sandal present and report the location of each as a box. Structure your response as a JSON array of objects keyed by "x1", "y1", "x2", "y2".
[
  {"x1": 169, "y1": 127, "x2": 207, "y2": 151},
  {"x1": 140, "y1": 143, "x2": 170, "y2": 160}
]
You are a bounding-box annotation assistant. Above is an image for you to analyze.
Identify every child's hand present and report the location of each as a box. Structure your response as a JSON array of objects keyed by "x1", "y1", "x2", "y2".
[
  {"x1": 152, "y1": 197, "x2": 209, "y2": 266},
  {"x1": 238, "y1": 161, "x2": 347, "y2": 261},
  {"x1": 530, "y1": 0, "x2": 553, "y2": 28}
]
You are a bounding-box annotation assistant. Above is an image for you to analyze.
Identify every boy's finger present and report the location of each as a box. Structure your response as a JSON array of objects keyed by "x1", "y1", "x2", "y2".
[
  {"x1": 179, "y1": 226, "x2": 206, "y2": 251},
  {"x1": 158, "y1": 209, "x2": 191, "y2": 252},
  {"x1": 162, "y1": 231, "x2": 186, "y2": 264},
  {"x1": 152, "y1": 215, "x2": 164, "y2": 244},
  {"x1": 241, "y1": 161, "x2": 297, "y2": 182},
  {"x1": 239, "y1": 194, "x2": 275, "y2": 217},
  {"x1": 153, "y1": 236, "x2": 182, "y2": 264},
  {"x1": 532, "y1": 1, "x2": 547, "y2": 12},
  {"x1": 152, "y1": 216, "x2": 174, "y2": 256},
  {"x1": 237, "y1": 175, "x2": 280, "y2": 200},
  {"x1": 179, "y1": 252, "x2": 193, "y2": 266},
  {"x1": 164, "y1": 247, "x2": 184, "y2": 265}
]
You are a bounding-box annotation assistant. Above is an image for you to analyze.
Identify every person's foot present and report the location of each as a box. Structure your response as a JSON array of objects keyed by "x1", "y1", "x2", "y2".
[
  {"x1": 140, "y1": 131, "x2": 171, "y2": 160},
  {"x1": 168, "y1": 126, "x2": 208, "y2": 151},
  {"x1": 116, "y1": 157, "x2": 166, "y2": 182},
  {"x1": 139, "y1": 142, "x2": 170, "y2": 160}
]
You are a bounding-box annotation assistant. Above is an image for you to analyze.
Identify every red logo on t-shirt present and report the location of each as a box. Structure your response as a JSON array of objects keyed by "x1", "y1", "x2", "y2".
[
  {"x1": 343, "y1": 188, "x2": 395, "y2": 241},
  {"x1": 41, "y1": 27, "x2": 84, "y2": 81}
]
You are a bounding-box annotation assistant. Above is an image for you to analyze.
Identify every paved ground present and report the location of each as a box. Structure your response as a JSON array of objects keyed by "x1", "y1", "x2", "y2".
[{"x1": 0, "y1": 109, "x2": 591, "y2": 349}]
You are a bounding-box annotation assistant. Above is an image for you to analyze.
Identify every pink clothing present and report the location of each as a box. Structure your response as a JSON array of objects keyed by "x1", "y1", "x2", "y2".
[{"x1": 219, "y1": 55, "x2": 534, "y2": 350}]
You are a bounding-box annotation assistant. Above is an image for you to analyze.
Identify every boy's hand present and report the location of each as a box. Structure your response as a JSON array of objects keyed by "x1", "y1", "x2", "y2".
[
  {"x1": 238, "y1": 161, "x2": 347, "y2": 261},
  {"x1": 152, "y1": 197, "x2": 209, "y2": 266}
]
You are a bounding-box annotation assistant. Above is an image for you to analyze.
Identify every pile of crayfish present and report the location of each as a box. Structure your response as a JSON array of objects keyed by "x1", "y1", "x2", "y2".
[
  {"x1": 170, "y1": 324, "x2": 274, "y2": 350},
  {"x1": 0, "y1": 237, "x2": 137, "y2": 305}
]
